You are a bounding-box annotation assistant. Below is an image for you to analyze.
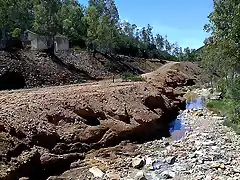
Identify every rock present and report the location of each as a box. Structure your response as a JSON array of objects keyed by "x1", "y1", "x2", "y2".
[
  {"x1": 89, "y1": 166, "x2": 104, "y2": 178},
  {"x1": 205, "y1": 175, "x2": 212, "y2": 180},
  {"x1": 233, "y1": 167, "x2": 240, "y2": 173},
  {"x1": 134, "y1": 170, "x2": 147, "y2": 180},
  {"x1": 19, "y1": 177, "x2": 29, "y2": 180},
  {"x1": 40, "y1": 153, "x2": 84, "y2": 166},
  {"x1": 132, "y1": 157, "x2": 145, "y2": 169},
  {"x1": 0, "y1": 148, "x2": 41, "y2": 180},
  {"x1": 165, "y1": 156, "x2": 177, "y2": 165},
  {"x1": 210, "y1": 162, "x2": 225, "y2": 169},
  {"x1": 161, "y1": 170, "x2": 176, "y2": 179},
  {"x1": 202, "y1": 140, "x2": 216, "y2": 146},
  {"x1": 47, "y1": 176, "x2": 68, "y2": 180},
  {"x1": 145, "y1": 157, "x2": 153, "y2": 165},
  {"x1": 210, "y1": 92, "x2": 222, "y2": 100},
  {"x1": 40, "y1": 152, "x2": 84, "y2": 177},
  {"x1": 193, "y1": 110, "x2": 203, "y2": 116},
  {"x1": 129, "y1": 170, "x2": 147, "y2": 180},
  {"x1": 105, "y1": 172, "x2": 120, "y2": 180},
  {"x1": 152, "y1": 160, "x2": 162, "y2": 170}
]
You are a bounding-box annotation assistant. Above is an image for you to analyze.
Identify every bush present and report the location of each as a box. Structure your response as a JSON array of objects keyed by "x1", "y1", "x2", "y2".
[{"x1": 121, "y1": 72, "x2": 145, "y2": 82}]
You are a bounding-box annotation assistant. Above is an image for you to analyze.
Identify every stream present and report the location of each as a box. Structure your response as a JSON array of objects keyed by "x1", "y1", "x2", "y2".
[{"x1": 169, "y1": 97, "x2": 206, "y2": 141}]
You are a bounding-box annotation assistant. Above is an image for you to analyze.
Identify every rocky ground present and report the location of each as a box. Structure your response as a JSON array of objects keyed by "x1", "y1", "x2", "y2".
[
  {"x1": 51, "y1": 88, "x2": 240, "y2": 180},
  {"x1": 132, "y1": 95, "x2": 240, "y2": 180},
  {"x1": 0, "y1": 49, "x2": 169, "y2": 90}
]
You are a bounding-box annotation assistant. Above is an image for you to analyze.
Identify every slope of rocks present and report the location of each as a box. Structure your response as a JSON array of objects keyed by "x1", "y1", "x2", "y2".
[{"x1": 0, "y1": 49, "x2": 166, "y2": 90}]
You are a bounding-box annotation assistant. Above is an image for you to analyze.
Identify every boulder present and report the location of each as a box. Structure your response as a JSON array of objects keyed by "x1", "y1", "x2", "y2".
[
  {"x1": 210, "y1": 92, "x2": 222, "y2": 100},
  {"x1": 89, "y1": 167, "x2": 104, "y2": 178},
  {"x1": 132, "y1": 157, "x2": 146, "y2": 169}
]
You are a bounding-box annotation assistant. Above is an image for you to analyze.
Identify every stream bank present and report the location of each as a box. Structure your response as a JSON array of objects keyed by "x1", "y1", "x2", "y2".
[
  {"x1": 129, "y1": 88, "x2": 240, "y2": 180},
  {"x1": 56, "y1": 88, "x2": 240, "y2": 180}
]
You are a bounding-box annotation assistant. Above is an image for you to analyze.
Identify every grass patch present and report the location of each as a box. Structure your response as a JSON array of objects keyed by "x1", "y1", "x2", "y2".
[
  {"x1": 205, "y1": 99, "x2": 240, "y2": 134},
  {"x1": 223, "y1": 120, "x2": 240, "y2": 134},
  {"x1": 205, "y1": 99, "x2": 230, "y2": 115},
  {"x1": 121, "y1": 72, "x2": 145, "y2": 82}
]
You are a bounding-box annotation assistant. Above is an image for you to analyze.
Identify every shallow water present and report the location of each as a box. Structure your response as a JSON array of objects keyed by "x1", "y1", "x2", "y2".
[{"x1": 169, "y1": 97, "x2": 205, "y2": 141}]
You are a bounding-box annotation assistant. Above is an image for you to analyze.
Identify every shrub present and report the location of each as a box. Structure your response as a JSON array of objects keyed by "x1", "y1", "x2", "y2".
[{"x1": 121, "y1": 72, "x2": 145, "y2": 82}]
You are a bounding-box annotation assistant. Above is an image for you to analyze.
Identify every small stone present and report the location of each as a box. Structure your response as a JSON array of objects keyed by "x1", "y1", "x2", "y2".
[
  {"x1": 205, "y1": 175, "x2": 212, "y2": 180},
  {"x1": 161, "y1": 170, "x2": 175, "y2": 179},
  {"x1": 106, "y1": 172, "x2": 120, "y2": 180},
  {"x1": 145, "y1": 157, "x2": 152, "y2": 165},
  {"x1": 165, "y1": 156, "x2": 177, "y2": 165},
  {"x1": 134, "y1": 170, "x2": 147, "y2": 180},
  {"x1": 19, "y1": 178, "x2": 29, "y2": 180},
  {"x1": 210, "y1": 162, "x2": 225, "y2": 169},
  {"x1": 89, "y1": 167, "x2": 104, "y2": 178},
  {"x1": 152, "y1": 160, "x2": 162, "y2": 170},
  {"x1": 202, "y1": 140, "x2": 216, "y2": 146},
  {"x1": 132, "y1": 157, "x2": 145, "y2": 169},
  {"x1": 233, "y1": 167, "x2": 240, "y2": 173}
]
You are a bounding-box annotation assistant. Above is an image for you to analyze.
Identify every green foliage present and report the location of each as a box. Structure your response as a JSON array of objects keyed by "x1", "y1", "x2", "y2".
[
  {"x1": 86, "y1": 0, "x2": 119, "y2": 54},
  {"x1": 11, "y1": 28, "x2": 21, "y2": 38},
  {"x1": 200, "y1": 0, "x2": 240, "y2": 134},
  {"x1": 206, "y1": 98, "x2": 240, "y2": 134},
  {"x1": 33, "y1": 0, "x2": 61, "y2": 36},
  {"x1": 58, "y1": 0, "x2": 86, "y2": 45},
  {"x1": 205, "y1": 100, "x2": 230, "y2": 115},
  {"x1": 121, "y1": 72, "x2": 145, "y2": 82},
  {"x1": 0, "y1": 0, "x2": 33, "y2": 33},
  {"x1": 0, "y1": 0, "x2": 194, "y2": 60}
]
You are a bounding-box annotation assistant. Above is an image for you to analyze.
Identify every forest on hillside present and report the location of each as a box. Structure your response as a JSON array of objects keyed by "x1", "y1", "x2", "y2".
[
  {"x1": 202, "y1": 0, "x2": 240, "y2": 133},
  {"x1": 0, "y1": 0, "x2": 196, "y2": 61}
]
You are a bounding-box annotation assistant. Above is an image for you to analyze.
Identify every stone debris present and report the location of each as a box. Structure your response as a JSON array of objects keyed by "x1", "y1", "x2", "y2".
[
  {"x1": 123, "y1": 88, "x2": 240, "y2": 179},
  {"x1": 89, "y1": 166, "x2": 104, "y2": 178}
]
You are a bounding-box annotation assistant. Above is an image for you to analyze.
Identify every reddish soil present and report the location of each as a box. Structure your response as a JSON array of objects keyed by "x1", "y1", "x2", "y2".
[{"x1": 0, "y1": 61, "x2": 199, "y2": 180}]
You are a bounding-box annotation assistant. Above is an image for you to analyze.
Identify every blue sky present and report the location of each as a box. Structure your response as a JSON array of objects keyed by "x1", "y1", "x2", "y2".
[{"x1": 79, "y1": 0, "x2": 213, "y2": 49}]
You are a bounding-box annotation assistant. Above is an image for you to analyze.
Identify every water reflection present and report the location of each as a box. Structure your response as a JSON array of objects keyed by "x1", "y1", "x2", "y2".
[
  {"x1": 186, "y1": 97, "x2": 205, "y2": 109},
  {"x1": 169, "y1": 97, "x2": 205, "y2": 141}
]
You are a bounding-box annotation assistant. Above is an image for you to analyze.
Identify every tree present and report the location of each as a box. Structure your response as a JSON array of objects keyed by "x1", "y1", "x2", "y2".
[
  {"x1": 0, "y1": 0, "x2": 33, "y2": 37},
  {"x1": 155, "y1": 34, "x2": 164, "y2": 50},
  {"x1": 33, "y1": 0, "x2": 61, "y2": 36},
  {"x1": 58, "y1": 0, "x2": 86, "y2": 46},
  {"x1": 202, "y1": 0, "x2": 240, "y2": 91},
  {"x1": 86, "y1": 0, "x2": 119, "y2": 54},
  {"x1": 164, "y1": 36, "x2": 172, "y2": 53}
]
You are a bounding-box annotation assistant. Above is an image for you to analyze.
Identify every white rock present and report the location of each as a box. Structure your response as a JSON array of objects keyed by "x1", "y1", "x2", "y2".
[
  {"x1": 165, "y1": 156, "x2": 177, "y2": 165},
  {"x1": 145, "y1": 157, "x2": 152, "y2": 165},
  {"x1": 134, "y1": 170, "x2": 147, "y2": 180},
  {"x1": 132, "y1": 157, "x2": 145, "y2": 169},
  {"x1": 205, "y1": 175, "x2": 212, "y2": 180},
  {"x1": 89, "y1": 167, "x2": 104, "y2": 178},
  {"x1": 202, "y1": 140, "x2": 216, "y2": 146},
  {"x1": 161, "y1": 170, "x2": 176, "y2": 178}
]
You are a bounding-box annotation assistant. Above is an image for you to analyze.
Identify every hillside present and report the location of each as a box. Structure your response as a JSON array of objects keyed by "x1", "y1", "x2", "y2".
[{"x1": 0, "y1": 49, "x2": 167, "y2": 90}]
